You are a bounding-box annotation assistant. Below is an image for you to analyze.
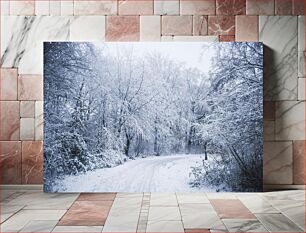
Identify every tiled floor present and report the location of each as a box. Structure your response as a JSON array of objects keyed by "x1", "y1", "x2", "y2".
[{"x1": 0, "y1": 188, "x2": 304, "y2": 232}]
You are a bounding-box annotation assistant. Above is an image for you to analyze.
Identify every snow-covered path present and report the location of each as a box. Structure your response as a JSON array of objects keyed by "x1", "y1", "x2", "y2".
[{"x1": 55, "y1": 154, "x2": 212, "y2": 192}]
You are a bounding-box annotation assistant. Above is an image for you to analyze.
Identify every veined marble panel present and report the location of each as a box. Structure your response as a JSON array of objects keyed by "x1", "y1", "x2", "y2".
[
  {"x1": 298, "y1": 16, "x2": 305, "y2": 78},
  {"x1": 275, "y1": 101, "x2": 305, "y2": 140},
  {"x1": 259, "y1": 16, "x2": 298, "y2": 100},
  {"x1": 1, "y1": 16, "x2": 70, "y2": 74},
  {"x1": 263, "y1": 141, "x2": 293, "y2": 184}
]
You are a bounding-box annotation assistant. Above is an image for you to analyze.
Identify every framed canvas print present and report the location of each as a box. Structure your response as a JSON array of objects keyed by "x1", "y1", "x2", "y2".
[{"x1": 44, "y1": 42, "x2": 263, "y2": 192}]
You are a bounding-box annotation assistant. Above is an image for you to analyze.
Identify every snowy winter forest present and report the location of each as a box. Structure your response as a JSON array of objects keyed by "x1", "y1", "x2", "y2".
[{"x1": 44, "y1": 42, "x2": 263, "y2": 192}]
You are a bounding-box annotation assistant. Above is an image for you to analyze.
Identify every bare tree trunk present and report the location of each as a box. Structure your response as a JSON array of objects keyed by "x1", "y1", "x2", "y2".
[{"x1": 204, "y1": 141, "x2": 208, "y2": 160}]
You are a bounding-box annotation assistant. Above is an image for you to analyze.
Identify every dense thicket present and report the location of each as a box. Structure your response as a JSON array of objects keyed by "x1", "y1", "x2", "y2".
[{"x1": 44, "y1": 42, "x2": 263, "y2": 192}]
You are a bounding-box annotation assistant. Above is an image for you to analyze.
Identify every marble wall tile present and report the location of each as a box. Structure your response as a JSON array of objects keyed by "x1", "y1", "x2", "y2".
[
  {"x1": 50, "y1": 1, "x2": 61, "y2": 16},
  {"x1": 1, "y1": 16, "x2": 70, "y2": 74},
  {"x1": 140, "y1": 16, "x2": 161, "y2": 41},
  {"x1": 1, "y1": 0, "x2": 10, "y2": 15},
  {"x1": 162, "y1": 16, "x2": 192, "y2": 36},
  {"x1": 263, "y1": 101, "x2": 275, "y2": 120},
  {"x1": 180, "y1": 0, "x2": 215, "y2": 15},
  {"x1": 20, "y1": 101, "x2": 35, "y2": 118},
  {"x1": 208, "y1": 16, "x2": 235, "y2": 35},
  {"x1": 298, "y1": 78, "x2": 305, "y2": 100},
  {"x1": 235, "y1": 15, "x2": 258, "y2": 41},
  {"x1": 10, "y1": 1, "x2": 35, "y2": 15},
  {"x1": 61, "y1": 1, "x2": 74, "y2": 16},
  {"x1": 193, "y1": 16, "x2": 208, "y2": 36},
  {"x1": 154, "y1": 0, "x2": 179, "y2": 15},
  {"x1": 74, "y1": 1, "x2": 117, "y2": 15},
  {"x1": 18, "y1": 75, "x2": 43, "y2": 100},
  {"x1": 263, "y1": 141, "x2": 293, "y2": 184},
  {"x1": 275, "y1": 0, "x2": 293, "y2": 15},
  {"x1": 219, "y1": 35, "x2": 235, "y2": 42},
  {"x1": 293, "y1": 0, "x2": 305, "y2": 15},
  {"x1": 0, "y1": 68, "x2": 18, "y2": 100},
  {"x1": 169, "y1": 36, "x2": 219, "y2": 42},
  {"x1": 298, "y1": 16, "x2": 305, "y2": 78},
  {"x1": 106, "y1": 16, "x2": 139, "y2": 41},
  {"x1": 264, "y1": 121, "x2": 275, "y2": 141},
  {"x1": 0, "y1": 141, "x2": 22, "y2": 184},
  {"x1": 216, "y1": 0, "x2": 246, "y2": 15},
  {"x1": 259, "y1": 16, "x2": 298, "y2": 100},
  {"x1": 35, "y1": 101, "x2": 43, "y2": 140},
  {"x1": 293, "y1": 140, "x2": 305, "y2": 184},
  {"x1": 119, "y1": 0, "x2": 153, "y2": 15},
  {"x1": 70, "y1": 16, "x2": 106, "y2": 41},
  {"x1": 22, "y1": 141, "x2": 43, "y2": 184},
  {"x1": 246, "y1": 0, "x2": 274, "y2": 15},
  {"x1": 20, "y1": 118, "x2": 35, "y2": 140},
  {"x1": 35, "y1": 1, "x2": 50, "y2": 15},
  {"x1": 275, "y1": 101, "x2": 305, "y2": 140},
  {"x1": 0, "y1": 101, "x2": 20, "y2": 140}
]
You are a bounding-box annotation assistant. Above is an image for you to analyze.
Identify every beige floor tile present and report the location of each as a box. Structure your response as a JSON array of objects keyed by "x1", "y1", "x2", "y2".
[
  {"x1": 256, "y1": 214, "x2": 304, "y2": 232},
  {"x1": 238, "y1": 196, "x2": 279, "y2": 213},
  {"x1": 206, "y1": 193, "x2": 237, "y2": 199},
  {"x1": 0, "y1": 209, "x2": 66, "y2": 232},
  {"x1": 20, "y1": 220, "x2": 58, "y2": 232},
  {"x1": 179, "y1": 203, "x2": 215, "y2": 214},
  {"x1": 1, "y1": 204, "x2": 25, "y2": 223},
  {"x1": 103, "y1": 206, "x2": 140, "y2": 232},
  {"x1": 52, "y1": 226, "x2": 103, "y2": 232},
  {"x1": 112, "y1": 196, "x2": 143, "y2": 208},
  {"x1": 116, "y1": 192, "x2": 143, "y2": 198},
  {"x1": 146, "y1": 220, "x2": 184, "y2": 232},
  {"x1": 148, "y1": 206, "x2": 181, "y2": 221},
  {"x1": 150, "y1": 193, "x2": 178, "y2": 206},
  {"x1": 261, "y1": 190, "x2": 305, "y2": 201},
  {"x1": 222, "y1": 219, "x2": 268, "y2": 232},
  {"x1": 0, "y1": 190, "x2": 17, "y2": 201},
  {"x1": 176, "y1": 193, "x2": 209, "y2": 204},
  {"x1": 7, "y1": 191, "x2": 79, "y2": 209},
  {"x1": 182, "y1": 211, "x2": 221, "y2": 229},
  {"x1": 268, "y1": 200, "x2": 305, "y2": 230}
]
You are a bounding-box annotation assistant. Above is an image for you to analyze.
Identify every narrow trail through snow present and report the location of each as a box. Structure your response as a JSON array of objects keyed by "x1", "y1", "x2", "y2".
[{"x1": 56, "y1": 154, "x2": 211, "y2": 192}]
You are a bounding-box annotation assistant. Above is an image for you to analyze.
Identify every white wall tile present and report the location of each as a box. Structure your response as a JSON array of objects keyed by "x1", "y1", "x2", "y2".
[{"x1": 70, "y1": 16, "x2": 105, "y2": 41}]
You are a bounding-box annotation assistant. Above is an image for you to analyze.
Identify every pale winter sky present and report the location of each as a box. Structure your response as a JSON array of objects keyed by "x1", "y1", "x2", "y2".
[{"x1": 99, "y1": 42, "x2": 216, "y2": 75}]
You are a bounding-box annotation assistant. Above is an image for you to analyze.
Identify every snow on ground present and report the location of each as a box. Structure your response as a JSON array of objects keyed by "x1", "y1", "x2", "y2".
[{"x1": 53, "y1": 154, "x2": 216, "y2": 192}]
